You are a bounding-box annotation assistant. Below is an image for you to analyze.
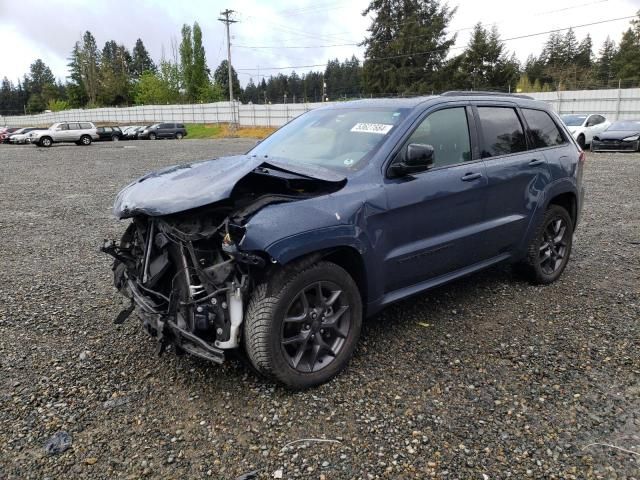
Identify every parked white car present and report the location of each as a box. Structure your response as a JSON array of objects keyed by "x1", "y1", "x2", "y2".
[
  {"x1": 560, "y1": 114, "x2": 610, "y2": 149},
  {"x1": 29, "y1": 121, "x2": 99, "y2": 147}
]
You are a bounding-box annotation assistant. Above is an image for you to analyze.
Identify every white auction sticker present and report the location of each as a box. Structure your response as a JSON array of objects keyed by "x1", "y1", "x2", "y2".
[{"x1": 350, "y1": 123, "x2": 394, "y2": 135}]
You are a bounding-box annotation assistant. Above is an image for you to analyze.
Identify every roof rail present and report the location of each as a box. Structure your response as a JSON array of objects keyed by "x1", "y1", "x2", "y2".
[{"x1": 440, "y1": 90, "x2": 534, "y2": 100}]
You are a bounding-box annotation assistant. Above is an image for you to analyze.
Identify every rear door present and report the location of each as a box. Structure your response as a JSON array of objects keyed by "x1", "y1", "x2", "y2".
[
  {"x1": 158, "y1": 123, "x2": 173, "y2": 138},
  {"x1": 381, "y1": 104, "x2": 490, "y2": 292},
  {"x1": 474, "y1": 103, "x2": 550, "y2": 256}
]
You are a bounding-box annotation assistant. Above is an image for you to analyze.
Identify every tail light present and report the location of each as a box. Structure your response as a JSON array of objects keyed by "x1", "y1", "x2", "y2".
[{"x1": 578, "y1": 150, "x2": 586, "y2": 163}]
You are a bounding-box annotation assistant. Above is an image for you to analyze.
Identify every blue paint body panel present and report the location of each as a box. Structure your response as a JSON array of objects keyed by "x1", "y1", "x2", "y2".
[{"x1": 112, "y1": 94, "x2": 584, "y2": 316}]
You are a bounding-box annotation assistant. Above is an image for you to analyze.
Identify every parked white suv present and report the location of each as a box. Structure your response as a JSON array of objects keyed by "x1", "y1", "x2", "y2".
[
  {"x1": 560, "y1": 114, "x2": 610, "y2": 149},
  {"x1": 30, "y1": 122, "x2": 99, "y2": 147}
]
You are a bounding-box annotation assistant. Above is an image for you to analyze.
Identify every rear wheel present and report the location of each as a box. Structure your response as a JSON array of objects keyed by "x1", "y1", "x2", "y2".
[
  {"x1": 244, "y1": 261, "x2": 362, "y2": 389},
  {"x1": 175, "y1": 132, "x2": 183, "y2": 140},
  {"x1": 80, "y1": 135, "x2": 92, "y2": 146},
  {"x1": 517, "y1": 205, "x2": 573, "y2": 285},
  {"x1": 112, "y1": 135, "x2": 120, "y2": 142},
  {"x1": 577, "y1": 134, "x2": 586, "y2": 150}
]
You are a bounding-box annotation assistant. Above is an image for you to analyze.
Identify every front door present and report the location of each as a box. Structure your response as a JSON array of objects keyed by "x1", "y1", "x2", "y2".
[{"x1": 381, "y1": 106, "x2": 489, "y2": 293}]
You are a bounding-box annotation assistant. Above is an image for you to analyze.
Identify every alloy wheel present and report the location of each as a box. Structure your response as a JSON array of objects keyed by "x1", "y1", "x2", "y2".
[
  {"x1": 538, "y1": 217, "x2": 569, "y2": 275},
  {"x1": 281, "y1": 281, "x2": 351, "y2": 373}
]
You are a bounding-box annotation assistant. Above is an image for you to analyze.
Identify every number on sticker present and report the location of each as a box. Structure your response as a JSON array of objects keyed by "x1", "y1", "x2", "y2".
[{"x1": 350, "y1": 123, "x2": 393, "y2": 135}]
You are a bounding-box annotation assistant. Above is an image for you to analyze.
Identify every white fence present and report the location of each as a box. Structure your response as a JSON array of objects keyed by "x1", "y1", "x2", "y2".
[
  {"x1": 0, "y1": 101, "x2": 324, "y2": 128},
  {"x1": 2, "y1": 88, "x2": 640, "y2": 127},
  {"x1": 528, "y1": 88, "x2": 640, "y2": 120}
]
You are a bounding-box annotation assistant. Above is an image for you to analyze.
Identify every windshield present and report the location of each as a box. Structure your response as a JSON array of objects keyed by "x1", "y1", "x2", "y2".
[
  {"x1": 560, "y1": 115, "x2": 587, "y2": 126},
  {"x1": 248, "y1": 107, "x2": 410, "y2": 172},
  {"x1": 607, "y1": 121, "x2": 640, "y2": 131}
]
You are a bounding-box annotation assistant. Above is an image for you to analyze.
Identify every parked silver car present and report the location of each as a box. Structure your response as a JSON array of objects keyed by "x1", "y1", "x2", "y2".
[{"x1": 29, "y1": 122, "x2": 99, "y2": 147}]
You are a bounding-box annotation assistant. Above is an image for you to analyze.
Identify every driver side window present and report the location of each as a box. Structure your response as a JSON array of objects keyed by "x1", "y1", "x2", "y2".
[{"x1": 405, "y1": 107, "x2": 471, "y2": 168}]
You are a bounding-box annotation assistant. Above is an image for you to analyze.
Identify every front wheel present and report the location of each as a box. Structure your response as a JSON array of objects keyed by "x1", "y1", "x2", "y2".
[
  {"x1": 517, "y1": 205, "x2": 573, "y2": 285},
  {"x1": 244, "y1": 261, "x2": 362, "y2": 389},
  {"x1": 39, "y1": 137, "x2": 52, "y2": 147},
  {"x1": 148, "y1": 133, "x2": 157, "y2": 140}
]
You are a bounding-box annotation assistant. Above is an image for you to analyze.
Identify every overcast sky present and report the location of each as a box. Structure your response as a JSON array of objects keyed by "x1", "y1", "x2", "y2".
[{"x1": 1, "y1": 0, "x2": 639, "y2": 87}]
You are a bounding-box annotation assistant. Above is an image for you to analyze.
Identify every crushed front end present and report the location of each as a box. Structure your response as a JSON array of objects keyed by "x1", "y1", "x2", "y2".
[{"x1": 102, "y1": 207, "x2": 265, "y2": 363}]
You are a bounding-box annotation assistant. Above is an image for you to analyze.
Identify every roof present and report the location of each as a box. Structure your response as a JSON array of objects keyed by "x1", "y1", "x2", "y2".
[{"x1": 320, "y1": 92, "x2": 541, "y2": 110}]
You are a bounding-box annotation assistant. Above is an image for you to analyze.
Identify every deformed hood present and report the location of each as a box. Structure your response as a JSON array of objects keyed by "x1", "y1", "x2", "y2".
[{"x1": 113, "y1": 155, "x2": 346, "y2": 219}]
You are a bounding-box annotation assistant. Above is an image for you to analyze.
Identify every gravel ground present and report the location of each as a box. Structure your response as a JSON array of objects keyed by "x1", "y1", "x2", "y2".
[{"x1": 0, "y1": 140, "x2": 638, "y2": 480}]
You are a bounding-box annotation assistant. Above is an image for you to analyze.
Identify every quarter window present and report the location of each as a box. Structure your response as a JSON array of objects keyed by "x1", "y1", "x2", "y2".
[
  {"x1": 404, "y1": 107, "x2": 472, "y2": 168},
  {"x1": 477, "y1": 107, "x2": 527, "y2": 157},
  {"x1": 522, "y1": 109, "x2": 565, "y2": 148}
]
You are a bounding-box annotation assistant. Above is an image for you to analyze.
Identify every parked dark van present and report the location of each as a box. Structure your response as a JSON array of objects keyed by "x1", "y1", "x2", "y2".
[{"x1": 138, "y1": 123, "x2": 187, "y2": 140}]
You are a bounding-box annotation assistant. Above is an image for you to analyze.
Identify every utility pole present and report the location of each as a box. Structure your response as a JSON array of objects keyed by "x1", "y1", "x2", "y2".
[{"x1": 218, "y1": 9, "x2": 238, "y2": 126}]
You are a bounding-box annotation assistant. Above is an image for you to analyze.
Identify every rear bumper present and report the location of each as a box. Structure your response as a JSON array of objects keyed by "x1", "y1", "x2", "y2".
[{"x1": 591, "y1": 140, "x2": 639, "y2": 152}]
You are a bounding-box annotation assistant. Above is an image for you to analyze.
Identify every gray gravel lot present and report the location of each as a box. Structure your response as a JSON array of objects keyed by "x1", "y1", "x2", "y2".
[{"x1": 0, "y1": 140, "x2": 638, "y2": 479}]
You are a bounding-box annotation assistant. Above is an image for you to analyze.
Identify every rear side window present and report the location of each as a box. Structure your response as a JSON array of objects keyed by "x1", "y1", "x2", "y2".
[
  {"x1": 522, "y1": 109, "x2": 565, "y2": 148},
  {"x1": 159, "y1": 123, "x2": 172, "y2": 128},
  {"x1": 477, "y1": 107, "x2": 527, "y2": 157},
  {"x1": 68, "y1": 123, "x2": 81, "y2": 130},
  {"x1": 80, "y1": 123, "x2": 93, "y2": 129},
  {"x1": 405, "y1": 107, "x2": 471, "y2": 168}
]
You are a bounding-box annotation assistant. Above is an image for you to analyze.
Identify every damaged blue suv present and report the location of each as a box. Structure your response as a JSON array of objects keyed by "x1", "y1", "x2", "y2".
[{"x1": 103, "y1": 92, "x2": 585, "y2": 389}]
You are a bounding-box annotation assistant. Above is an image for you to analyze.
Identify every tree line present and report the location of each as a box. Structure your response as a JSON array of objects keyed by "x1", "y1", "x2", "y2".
[{"x1": 1, "y1": 4, "x2": 640, "y2": 116}]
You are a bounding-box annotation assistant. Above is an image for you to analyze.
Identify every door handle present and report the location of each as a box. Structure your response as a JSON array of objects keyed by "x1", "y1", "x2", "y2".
[
  {"x1": 529, "y1": 158, "x2": 545, "y2": 166},
  {"x1": 461, "y1": 172, "x2": 482, "y2": 181}
]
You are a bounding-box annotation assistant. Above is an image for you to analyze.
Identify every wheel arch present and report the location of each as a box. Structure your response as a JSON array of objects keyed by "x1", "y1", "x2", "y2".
[
  {"x1": 546, "y1": 191, "x2": 577, "y2": 230},
  {"x1": 255, "y1": 239, "x2": 369, "y2": 307}
]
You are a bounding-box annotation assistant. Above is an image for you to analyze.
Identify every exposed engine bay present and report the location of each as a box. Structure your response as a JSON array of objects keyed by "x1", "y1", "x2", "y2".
[{"x1": 102, "y1": 164, "x2": 345, "y2": 363}]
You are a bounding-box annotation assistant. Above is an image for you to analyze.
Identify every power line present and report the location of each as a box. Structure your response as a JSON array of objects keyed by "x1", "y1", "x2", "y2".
[
  {"x1": 234, "y1": 43, "x2": 358, "y2": 49},
  {"x1": 236, "y1": 14, "x2": 637, "y2": 72},
  {"x1": 232, "y1": 0, "x2": 614, "y2": 51}
]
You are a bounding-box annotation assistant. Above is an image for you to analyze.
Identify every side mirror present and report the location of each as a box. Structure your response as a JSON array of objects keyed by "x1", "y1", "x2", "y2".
[{"x1": 389, "y1": 143, "x2": 435, "y2": 177}]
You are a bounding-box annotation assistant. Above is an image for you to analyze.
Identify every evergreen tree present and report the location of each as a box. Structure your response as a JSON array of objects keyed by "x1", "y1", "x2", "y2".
[
  {"x1": 213, "y1": 60, "x2": 241, "y2": 100},
  {"x1": 99, "y1": 41, "x2": 132, "y2": 105},
  {"x1": 26, "y1": 59, "x2": 57, "y2": 112},
  {"x1": 131, "y1": 38, "x2": 156, "y2": 78},
  {"x1": 613, "y1": 27, "x2": 640, "y2": 82},
  {"x1": 596, "y1": 36, "x2": 617, "y2": 85},
  {"x1": 362, "y1": 0, "x2": 456, "y2": 94},
  {"x1": 82, "y1": 31, "x2": 101, "y2": 105},
  {"x1": 453, "y1": 24, "x2": 519, "y2": 91},
  {"x1": 562, "y1": 29, "x2": 579, "y2": 65},
  {"x1": 67, "y1": 41, "x2": 88, "y2": 107},
  {"x1": 191, "y1": 22, "x2": 210, "y2": 101},
  {"x1": 179, "y1": 24, "x2": 194, "y2": 100},
  {"x1": 575, "y1": 35, "x2": 593, "y2": 69}
]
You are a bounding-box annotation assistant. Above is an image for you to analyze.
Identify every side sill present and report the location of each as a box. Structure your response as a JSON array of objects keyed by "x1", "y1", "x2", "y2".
[{"x1": 367, "y1": 252, "x2": 512, "y2": 315}]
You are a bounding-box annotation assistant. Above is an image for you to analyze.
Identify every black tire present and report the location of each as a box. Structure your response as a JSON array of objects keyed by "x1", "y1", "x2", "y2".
[
  {"x1": 39, "y1": 136, "x2": 52, "y2": 147},
  {"x1": 149, "y1": 132, "x2": 157, "y2": 140},
  {"x1": 244, "y1": 261, "x2": 362, "y2": 389},
  {"x1": 80, "y1": 135, "x2": 92, "y2": 146},
  {"x1": 517, "y1": 205, "x2": 573, "y2": 285},
  {"x1": 112, "y1": 135, "x2": 120, "y2": 142},
  {"x1": 577, "y1": 134, "x2": 586, "y2": 150},
  {"x1": 175, "y1": 132, "x2": 183, "y2": 140}
]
